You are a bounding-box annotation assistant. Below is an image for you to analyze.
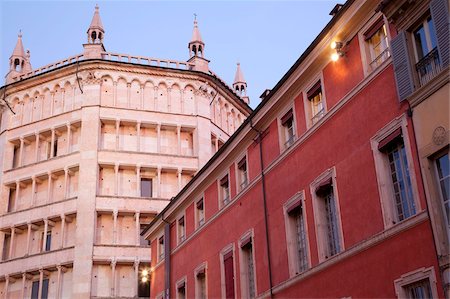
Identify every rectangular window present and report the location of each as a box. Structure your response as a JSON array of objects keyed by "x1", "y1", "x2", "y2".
[
  {"x1": 281, "y1": 109, "x2": 295, "y2": 148},
  {"x1": 405, "y1": 279, "x2": 432, "y2": 298},
  {"x1": 196, "y1": 268, "x2": 207, "y2": 299},
  {"x1": 178, "y1": 216, "x2": 186, "y2": 243},
  {"x1": 140, "y1": 178, "x2": 153, "y2": 197},
  {"x1": 196, "y1": 199, "x2": 205, "y2": 227},
  {"x1": 287, "y1": 202, "x2": 309, "y2": 273},
  {"x1": 12, "y1": 145, "x2": 19, "y2": 168},
  {"x1": 364, "y1": 18, "x2": 390, "y2": 70},
  {"x1": 140, "y1": 224, "x2": 151, "y2": 246},
  {"x1": 237, "y1": 157, "x2": 248, "y2": 191},
  {"x1": 53, "y1": 138, "x2": 58, "y2": 157},
  {"x1": 177, "y1": 281, "x2": 186, "y2": 299},
  {"x1": 240, "y1": 238, "x2": 256, "y2": 298},
  {"x1": 46, "y1": 141, "x2": 52, "y2": 159},
  {"x1": 315, "y1": 180, "x2": 342, "y2": 259},
  {"x1": 31, "y1": 279, "x2": 49, "y2": 299},
  {"x1": 413, "y1": 15, "x2": 441, "y2": 86},
  {"x1": 220, "y1": 175, "x2": 230, "y2": 207},
  {"x1": 223, "y1": 251, "x2": 235, "y2": 298},
  {"x1": 436, "y1": 152, "x2": 449, "y2": 235},
  {"x1": 2, "y1": 235, "x2": 10, "y2": 261},
  {"x1": 45, "y1": 230, "x2": 52, "y2": 251},
  {"x1": 379, "y1": 130, "x2": 416, "y2": 222},
  {"x1": 158, "y1": 236, "x2": 164, "y2": 261},
  {"x1": 7, "y1": 188, "x2": 16, "y2": 213},
  {"x1": 138, "y1": 263, "x2": 151, "y2": 297},
  {"x1": 307, "y1": 82, "x2": 324, "y2": 125}
]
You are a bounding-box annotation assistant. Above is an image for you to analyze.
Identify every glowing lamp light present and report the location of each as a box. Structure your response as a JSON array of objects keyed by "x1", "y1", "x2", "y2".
[
  {"x1": 142, "y1": 269, "x2": 149, "y2": 276},
  {"x1": 331, "y1": 52, "x2": 340, "y2": 61},
  {"x1": 330, "y1": 41, "x2": 342, "y2": 50},
  {"x1": 141, "y1": 276, "x2": 148, "y2": 283}
]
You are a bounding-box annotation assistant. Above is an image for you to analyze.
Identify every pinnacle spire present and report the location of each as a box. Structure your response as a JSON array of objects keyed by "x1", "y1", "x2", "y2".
[
  {"x1": 88, "y1": 4, "x2": 104, "y2": 32},
  {"x1": 188, "y1": 15, "x2": 205, "y2": 58},
  {"x1": 11, "y1": 30, "x2": 26, "y2": 58},
  {"x1": 191, "y1": 17, "x2": 203, "y2": 44},
  {"x1": 233, "y1": 62, "x2": 246, "y2": 84}
]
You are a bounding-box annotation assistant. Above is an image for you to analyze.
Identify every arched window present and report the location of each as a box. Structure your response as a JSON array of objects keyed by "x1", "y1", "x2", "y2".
[
  {"x1": 14, "y1": 58, "x2": 20, "y2": 71},
  {"x1": 91, "y1": 31, "x2": 97, "y2": 42},
  {"x1": 98, "y1": 32, "x2": 102, "y2": 41}
]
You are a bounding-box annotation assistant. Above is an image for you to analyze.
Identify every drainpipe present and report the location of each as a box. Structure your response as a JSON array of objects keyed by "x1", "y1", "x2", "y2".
[
  {"x1": 161, "y1": 213, "x2": 171, "y2": 299},
  {"x1": 406, "y1": 104, "x2": 446, "y2": 295},
  {"x1": 250, "y1": 119, "x2": 274, "y2": 298}
]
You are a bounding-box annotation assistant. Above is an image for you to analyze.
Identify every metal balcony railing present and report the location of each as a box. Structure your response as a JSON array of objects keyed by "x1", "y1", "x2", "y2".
[
  {"x1": 311, "y1": 108, "x2": 325, "y2": 125},
  {"x1": 416, "y1": 47, "x2": 442, "y2": 87},
  {"x1": 369, "y1": 47, "x2": 390, "y2": 71}
]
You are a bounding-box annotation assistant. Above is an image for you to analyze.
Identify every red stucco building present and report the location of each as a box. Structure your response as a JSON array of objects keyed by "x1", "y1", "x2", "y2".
[{"x1": 142, "y1": 0, "x2": 449, "y2": 298}]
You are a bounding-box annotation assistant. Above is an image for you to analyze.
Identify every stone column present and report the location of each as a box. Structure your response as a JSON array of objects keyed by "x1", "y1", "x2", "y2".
[
  {"x1": 47, "y1": 172, "x2": 53, "y2": 204},
  {"x1": 177, "y1": 125, "x2": 181, "y2": 156},
  {"x1": 42, "y1": 219, "x2": 49, "y2": 252},
  {"x1": 72, "y1": 87, "x2": 76, "y2": 110},
  {"x1": 114, "y1": 164, "x2": 119, "y2": 196},
  {"x1": 50, "y1": 128, "x2": 56, "y2": 158},
  {"x1": 50, "y1": 91, "x2": 55, "y2": 116},
  {"x1": 167, "y1": 87, "x2": 172, "y2": 112},
  {"x1": 63, "y1": 168, "x2": 69, "y2": 199},
  {"x1": 140, "y1": 85, "x2": 144, "y2": 109},
  {"x1": 153, "y1": 86, "x2": 158, "y2": 111},
  {"x1": 39, "y1": 95, "x2": 44, "y2": 119},
  {"x1": 157, "y1": 167, "x2": 162, "y2": 198},
  {"x1": 26, "y1": 222, "x2": 33, "y2": 255},
  {"x1": 215, "y1": 137, "x2": 219, "y2": 152},
  {"x1": 135, "y1": 212, "x2": 140, "y2": 246},
  {"x1": 181, "y1": 90, "x2": 185, "y2": 114},
  {"x1": 56, "y1": 265, "x2": 63, "y2": 299},
  {"x1": 19, "y1": 137, "x2": 24, "y2": 167},
  {"x1": 111, "y1": 260, "x2": 117, "y2": 297},
  {"x1": 113, "y1": 82, "x2": 118, "y2": 107},
  {"x1": 35, "y1": 133, "x2": 40, "y2": 163},
  {"x1": 38, "y1": 268, "x2": 44, "y2": 299},
  {"x1": 126, "y1": 83, "x2": 131, "y2": 108},
  {"x1": 31, "y1": 176, "x2": 36, "y2": 206},
  {"x1": 156, "y1": 124, "x2": 161, "y2": 154},
  {"x1": 14, "y1": 181, "x2": 20, "y2": 212},
  {"x1": 60, "y1": 215, "x2": 66, "y2": 249},
  {"x1": 115, "y1": 120, "x2": 120, "y2": 151},
  {"x1": 66, "y1": 123, "x2": 72, "y2": 154},
  {"x1": 134, "y1": 260, "x2": 140, "y2": 296},
  {"x1": 21, "y1": 273, "x2": 29, "y2": 299},
  {"x1": 19, "y1": 101, "x2": 24, "y2": 125},
  {"x1": 113, "y1": 210, "x2": 118, "y2": 245},
  {"x1": 61, "y1": 89, "x2": 66, "y2": 113},
  {"x1": 136, "y1": 122, "x2": 141, "y2": 152},
  {"x1": 177, "y1": 168, "x2": 182, "y2": 192},
  {"x1": 4, "y1": 275, "x2": 10, "y2": 299},
  {"x1": 136, "y1": 166, "x2": 141, "y2": 197},
  {"x1": 9, "y1": 227, "x2": 15, "y2": 259}
]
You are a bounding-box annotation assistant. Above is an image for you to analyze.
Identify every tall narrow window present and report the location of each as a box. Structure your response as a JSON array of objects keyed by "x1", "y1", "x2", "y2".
[
  {"x1": 2, "y1": 235, "x2": 11, "y2": 261},
  {"x1": 281, "y1": 109, "x2": 295, "y2": 148},
  {"x1": 196, "y1": 198, "x2": 205, "y2": 227},
  {"x1": 45, "y1": 230, "x2": 52, "y2": 251},
  {"x1": 177, "y1": 281, "x2": 186, "y2": 299},
  {"x1": 178, "y1": 216, "x2": 186, "y2": 243},
  {"x1": 287, "y1": 203, "x2": 309, "y2": 273},
  {"x1": 237, "y1": 157, "x2": 248, "y2": 190},
  {"x1": 223, "y1": 251, "x2": 235, "y2": 299},
  {"x1": 364, "y1": 18, "x2": 390, "y2": 70},
  {"x1": 379, "y1": 130, "x2": 416, "y2": 222},
  {"x1": 405, "y1": 279, "x2": 433, "y2": 298},
  {"x1": 53, "y1": 137, "x2": 58, "y2": 157},
  {"x1": 196, "y1": 268, "x2": 207, "y2": 299},
  {"x1": 158, "y1": 236, "x2": 164, "y2": 261},
  {"x1": 307, "y1": 82, "x2": 324, "y2": 125},
  {"x1": 240, "y1": 237, "x2": 256, "y2": 298},
  {"x1": 31, "y1": 279, "x2": 49, "y2": 299},
  {"x1": 140, "y1": 178, "x2": 153, "y2": 197},
  {"x1": 220, "y1": 175, "x2": 230, "y2": 207},
  {"x1": 140, "y1": 224, "x2": 150, "y2": 246},
  {"x1": 12, "y1": 145, "x2": 19, "y2": 168},
  {"x1": 315, "y1": 180, "x2": 342, "y2": 259},
  {"x1": 436, "y1": 153, "x2": 449, "y2": 235},
  {"x1": 7, "y1": 188, "x2": 16, "y2": 213}
]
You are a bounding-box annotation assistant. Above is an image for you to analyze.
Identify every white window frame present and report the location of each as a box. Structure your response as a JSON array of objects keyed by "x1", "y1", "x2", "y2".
[
  {"x1": 235, "y1": 154, "x2": 249, "y2": 193},
  {"x1": 278, "y1": 105, "x2": 297, "y2": 151},
  {"x1": 283, "y1": 190, "x2": 311, "y2": 277},
  {"x1": 177, "y1": 212, "x2": 186, "y2": 246},
  {"x1": 218, "y1": 172, "x2": 231, "y2": 209},
  {"x1": 310, "y1": 167, "x2": 344, "y2": 262},
  {"x1": 219, "y1": 244, "x2": 237, "y2": 299},
  {"x1": 358, "y1": 13, "x2": 392, "y2": 76},
  {"x1": 394, "y1": 267, "x2": 438, "y2": 298},
  {"x1": 194, "y1": 262, "x2": 208, "y2": 299},
  {"x1": 302, "y1": 74, "x2": 327, "y2": 129},
  {"x1": 238, "y1": 229, "x2": 257, "y2": 298},
  {"x1": 433, "y1": 151, "x2": 450, "y2": 242},
  {"x1": 175, "y1": 276, "x2": 187, "y2": 299},
  {"x1": 411, "y1": 14, "x2": 436, "y2": 63},
  {"x1": 195, "y1": 196, "x2": 205, "y2": 229},
  {"x1": 370, "y1": 115, "x2": 421, "y2": 228}
]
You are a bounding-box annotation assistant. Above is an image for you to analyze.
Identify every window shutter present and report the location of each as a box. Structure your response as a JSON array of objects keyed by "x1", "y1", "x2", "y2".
[
  {"x1": 281, "y1": 110, "x2": 293, "y2": 125},
  {"x1": 307, "y1": 81, "x2": 322, "y2": 99},
  {"x1": 430, "y1": 0, "x2": 449, "y2": 67},
  {"x1": 391, "y1": 31, "x2": 414, "y2": 101},
  {"x1": 364, "y1": 17, "x2": 384, "y2": 41},
  {"x1": 378, "y1": 128, "x2": 402, "y2": 151}
]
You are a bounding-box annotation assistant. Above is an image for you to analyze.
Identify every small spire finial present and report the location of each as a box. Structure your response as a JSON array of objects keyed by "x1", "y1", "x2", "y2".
[
  {"x1": 95, "y1": 4, "x2": 99, "y2": 10},
  {"x1": 18, "y1": 30, "x2": 22, "y2": 38},
  {"x1": 194, "y1": 13, "x2": 197, "y2": 21}
]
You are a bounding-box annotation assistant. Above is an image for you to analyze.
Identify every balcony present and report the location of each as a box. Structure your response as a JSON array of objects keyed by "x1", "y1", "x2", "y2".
[{"x1": 416, "y1": 47, "x2": 442, "y2": 87}]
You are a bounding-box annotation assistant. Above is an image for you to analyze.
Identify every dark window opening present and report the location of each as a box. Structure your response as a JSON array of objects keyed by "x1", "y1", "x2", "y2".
[{"x1": 140, "y1": 178, "x2": 153, "y2": 197}]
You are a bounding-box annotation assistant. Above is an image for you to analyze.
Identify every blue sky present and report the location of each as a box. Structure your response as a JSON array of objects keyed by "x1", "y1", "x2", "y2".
[{"x1": 1, "y1": 1, "x2": 336, "y2": 109}]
